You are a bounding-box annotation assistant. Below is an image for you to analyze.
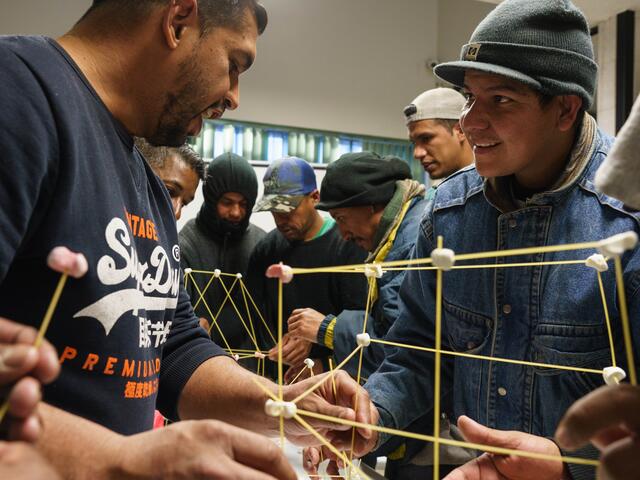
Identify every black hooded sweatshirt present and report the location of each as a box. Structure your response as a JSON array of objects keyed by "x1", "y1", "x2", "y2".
[{"x1": 179, "y1": 153, "x2": 266, "y2": 352}]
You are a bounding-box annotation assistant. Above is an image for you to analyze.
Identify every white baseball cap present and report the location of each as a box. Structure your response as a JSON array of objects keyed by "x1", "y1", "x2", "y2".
[{"x1": 403, "y1": 87, "x2": 466, "y2": 125}]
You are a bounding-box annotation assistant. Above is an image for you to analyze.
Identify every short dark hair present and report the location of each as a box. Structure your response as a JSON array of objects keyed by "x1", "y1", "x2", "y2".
[
  {"x1": 433, "y1": 118, "x2": 459, "y2": 134},
  {"x1": 135, "y1": 137, "x2": 205, "y2": 180},
  {"x1": 536, "y1": 92, "x2": 586, "y2": 126},
  {"x1": 88, "y1": 0, "x2": 267, "y2": 36}
]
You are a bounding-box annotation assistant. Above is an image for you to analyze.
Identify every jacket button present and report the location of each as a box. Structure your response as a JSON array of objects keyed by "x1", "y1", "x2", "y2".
[
  {"x1": 502, "y1": 304, "x2": 512, "y2": 314},
  {"x1": 466, "y1": 341, "x2": 476, "y2": 350},
  {"x1": 509, "y1": 218, "x2": 517, "y2": 228},
  {"x1": 498, "y1": 387, "x2": 507, "y2": 396}
]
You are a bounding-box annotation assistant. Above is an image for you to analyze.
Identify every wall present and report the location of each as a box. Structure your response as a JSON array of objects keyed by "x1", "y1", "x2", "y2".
[
  {"x1": 595, "y1": 9, "x2": 640, "y2": 136},
  {"x1": 224, "y1": 0, "x2": 439, "y2": 139},
  {"x1": 0, "y1": 0, "x2": 90, "y2": 36},
  {"x1": 436, "y1": 0, "x2": 495, "y2": 67}
]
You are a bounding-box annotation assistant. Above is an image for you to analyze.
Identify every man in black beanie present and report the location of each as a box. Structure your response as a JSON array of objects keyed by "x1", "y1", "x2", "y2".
[
  {"x1": 288, "y1": 152, "x2": 426, "y2": 375},
  {"x1": 298, "y1": 152, "x2": 474, "y2": 478},
  {"x1": 312, "y1": 1, "x2": 640, "y2": 479},
  {"x1": 179, "y1": 152, "x2": 266, "y2": 350}
]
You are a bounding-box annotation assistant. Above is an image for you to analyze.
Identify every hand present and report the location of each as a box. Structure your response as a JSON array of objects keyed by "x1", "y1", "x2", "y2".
[
  {"x1": 0, "y1": 318, "x2": 60, "y2": 442},
  {"x1": 287, "y1": 308, "x2": 325, "y2": 343},
  {"x1": 118, "y1": 419, "x2": 296, "y2": 479},
  {"x1": 556, "y1": 384, "x2": 640, "y2": 480},
  {"x1": 198, "y1": 317, "x2": 210, "y2": 331},
  {"x1": 283, "y1": 370, "x2": 379, "y2": 458},
  {"x1": 284, "y1": 360, "x2": 324, "y2": 384},
  {"x1": 303, "y1": 446, "x2": 341, "y2": 477},
  {"x1": 268, "y1": 334, "x2": 311, "y2": 366},
  {"x1": 444, "y1": 416, "x2": 566, "y2": 480},
  {"x1": 0, "y1": 441, "x2": 61, "y2": 479}
]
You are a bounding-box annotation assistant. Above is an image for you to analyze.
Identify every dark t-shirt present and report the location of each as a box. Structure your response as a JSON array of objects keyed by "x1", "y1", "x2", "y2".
[
  {"x1": 0, "y1": 36, "x2": 224, "y2": 435},
  {"x1": 246, "y1": 224, "x2": 369, "y2": 352}
]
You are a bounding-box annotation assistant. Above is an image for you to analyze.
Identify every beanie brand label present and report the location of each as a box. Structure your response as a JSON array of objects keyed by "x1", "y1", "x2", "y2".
[{"x1": 464, "y1": 43, "x2": 482, "y2": 61}]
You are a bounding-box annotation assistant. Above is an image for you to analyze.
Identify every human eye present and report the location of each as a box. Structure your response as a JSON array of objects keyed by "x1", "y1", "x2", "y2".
[
  {"x1": 164, "y1": 183, "x2": 178, "y2": 198},
  {"x1": 494, "y1": 95, "x2": 512, "y2": 104}
]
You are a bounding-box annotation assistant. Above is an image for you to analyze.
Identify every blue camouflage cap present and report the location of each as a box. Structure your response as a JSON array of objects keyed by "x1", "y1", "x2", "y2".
[{"x1": 254, "y1": 157, "x2": 317, "y2": 213}]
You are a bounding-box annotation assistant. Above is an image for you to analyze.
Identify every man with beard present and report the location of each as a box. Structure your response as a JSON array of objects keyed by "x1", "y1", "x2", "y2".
[
  {"x1": 0, "y1": 1, "x2": 372, "y2": 478},
  {"x1": 179, "y1": 152, "x2": 266, "y2": 348},
  {"x1": 247, "y1": 156, "x2": 368, "y2": 376}
]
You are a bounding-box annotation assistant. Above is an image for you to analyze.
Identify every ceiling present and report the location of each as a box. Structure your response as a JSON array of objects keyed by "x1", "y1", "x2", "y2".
[{"x1": 478, "y1": 0, "x2": 640, "y2": 24}]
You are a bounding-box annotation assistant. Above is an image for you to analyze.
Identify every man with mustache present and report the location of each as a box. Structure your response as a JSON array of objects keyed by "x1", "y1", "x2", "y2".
[
  {"x1": 309, "y1": 1, "x2": 640, "y2": 479},
  {"x1": 180, "y1": 152, "x2": 266, "y2": 347},
  {"x1": 0, "y1": 1, "x2": 371, "y2": 478},
  {"x1": 248, "y1": 156, "x2": 368, "y2": 376}
]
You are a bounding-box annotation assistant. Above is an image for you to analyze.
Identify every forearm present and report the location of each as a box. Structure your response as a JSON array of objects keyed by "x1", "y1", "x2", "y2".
[
  {"x1": 178, "y1": 355, "x2": 280, "y2": 435},
  {"x1": 36, "y1": 403, "x2": 122, "y2": 480}
]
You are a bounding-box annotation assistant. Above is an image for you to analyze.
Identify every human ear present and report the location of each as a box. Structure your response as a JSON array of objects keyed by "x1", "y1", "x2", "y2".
[
  {"x1": 453, "y1": 122, "x2": 466, "y2": 143},
  {"x1": 556, "y1": 95, "x2": 583, "y2": 132},
  {"x1": 161, "y1": 0, "x2": 199, "y2": 50}
]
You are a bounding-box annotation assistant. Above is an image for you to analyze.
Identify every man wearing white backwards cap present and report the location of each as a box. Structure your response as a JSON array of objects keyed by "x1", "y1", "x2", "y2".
[{"x1": 404, "y1": 87, "x2": 474, "y2": 180}]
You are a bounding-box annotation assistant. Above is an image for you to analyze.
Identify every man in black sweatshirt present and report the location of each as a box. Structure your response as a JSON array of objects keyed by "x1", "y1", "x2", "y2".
[
  {"x1": 180, "y1": 152, "x2": 266, "y2": 352},
  {"x1": 247, "y1": 156, "x2": 368, "y2": 378}
]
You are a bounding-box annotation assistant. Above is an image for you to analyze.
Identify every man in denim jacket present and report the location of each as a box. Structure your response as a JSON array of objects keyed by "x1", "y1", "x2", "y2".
[{"x1": 356, "y1": 1, "x2": 640, "y2": 479}]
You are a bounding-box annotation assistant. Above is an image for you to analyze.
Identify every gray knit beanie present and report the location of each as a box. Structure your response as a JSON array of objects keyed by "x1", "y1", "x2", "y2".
[{"x1": 434, "y1": 0, "x2": 597, "y2": 109}]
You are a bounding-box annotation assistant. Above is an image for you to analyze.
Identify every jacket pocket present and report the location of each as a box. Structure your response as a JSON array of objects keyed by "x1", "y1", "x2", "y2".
[
  {"x1": 532, "y1": 323, "x2": 611, "y2": 373},
  {"x1": 444, "y1": 300, "x2": 493, "y2": 353}
]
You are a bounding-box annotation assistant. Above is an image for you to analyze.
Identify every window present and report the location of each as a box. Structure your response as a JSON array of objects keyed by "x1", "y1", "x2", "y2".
[{"x1": 189, "y1": 119, "x2": 424, "y2": 181}]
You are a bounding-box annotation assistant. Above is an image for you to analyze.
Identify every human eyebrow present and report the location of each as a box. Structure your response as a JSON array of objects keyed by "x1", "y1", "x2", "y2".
[
  {"x1": 462, "y1": 83, "x2": 527, "y2": 96},
  {"x1": 162, "y1": 180, "x2": 183, "y2": 194}
]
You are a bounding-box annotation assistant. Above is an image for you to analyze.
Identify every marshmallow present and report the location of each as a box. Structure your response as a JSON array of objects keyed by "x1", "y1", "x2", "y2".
[
  {"x1": 356, "y1": 333, "x2": 371, "y2": 347},
  {"x1": 603, "y1": 366, "x2": 627, "y2": 386},
  {"x1": 254, "y1": 351, "x2": 266, "y2": 359},
  {"x1": 264, "y1": 399, "x2": 297, "y2": 419},
  {"x1": 266, "y1": 263, "x2": 294, "y2": 283},
  {"x1": 47, "y1": 246, "x2": 89, "y2": 279},
  {"x1": 364, "y1": 263, "x2": 384, "y2": 279},
  {"x1": 236, "y1": 273, "x2": 243, "y2": 279},
  {"x1": 183, "y1": 267, "x2": 193, "y2": 274},
  {"x1": 213, "y1": 269, "x2": 222, "y2": 278},
  {"x1": 585, "y1": 254, "x2": 609, "y2": 272},
  {"x1": 304, "y1": 358, "x2": 315, "y2": 369},
  {"x1": 598, "y1": 231, "x2": 638, "y2": 257},
  {"x1": 431, "y1": 248, "x2": 456, "y2": 271}
]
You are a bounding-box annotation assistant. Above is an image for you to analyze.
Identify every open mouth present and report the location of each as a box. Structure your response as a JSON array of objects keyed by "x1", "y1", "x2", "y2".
[
  {"x1": 202, "y1": 105, "x2": 224, "y2": 121},
  {"x1": 473, "y1": 141, "x2": 500, "y2": 154}
]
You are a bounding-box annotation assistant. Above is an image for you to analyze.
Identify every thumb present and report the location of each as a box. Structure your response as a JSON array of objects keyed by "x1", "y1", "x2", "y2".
[{"x1": 458, "y1": 415, "x2": 518, "y2": 450}]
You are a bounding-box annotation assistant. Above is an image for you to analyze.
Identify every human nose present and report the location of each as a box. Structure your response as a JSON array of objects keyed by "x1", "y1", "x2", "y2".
[
  {"x1": 413, "y1": 144, "x2": 427, "y2": 161},
  {"x1": 229, "y1": 204, "x2": 242, "y2": 220},
  {"x1": 337, "y1": 223, "x2": 351, "y2": 241},
  {"x1": 460, "y1": 98, "x2": 488, "y2": 134},
  {"x1": 172, "y1": 198, "x2": 183, "y2": 220},
  {"x1": 224, "y1": 75, "x2": 239, "y2": 111}
]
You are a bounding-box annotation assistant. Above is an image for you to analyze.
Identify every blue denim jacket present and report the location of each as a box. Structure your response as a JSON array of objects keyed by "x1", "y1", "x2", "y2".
[
  {"x1": 332, "y1": 196, "x2": 428, "y2": 377},
  {"x1": 366, "y1": 120, "x2": 640, "y2": 446}
]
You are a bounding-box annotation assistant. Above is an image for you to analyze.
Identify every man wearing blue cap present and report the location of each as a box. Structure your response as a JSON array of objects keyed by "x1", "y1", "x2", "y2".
[
  {"x1": 248, "y1": 156, "x2": 368, "y2": 375},
  {"x1": 310, "y1": 1, "x2": 640, "y2": 479}
]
